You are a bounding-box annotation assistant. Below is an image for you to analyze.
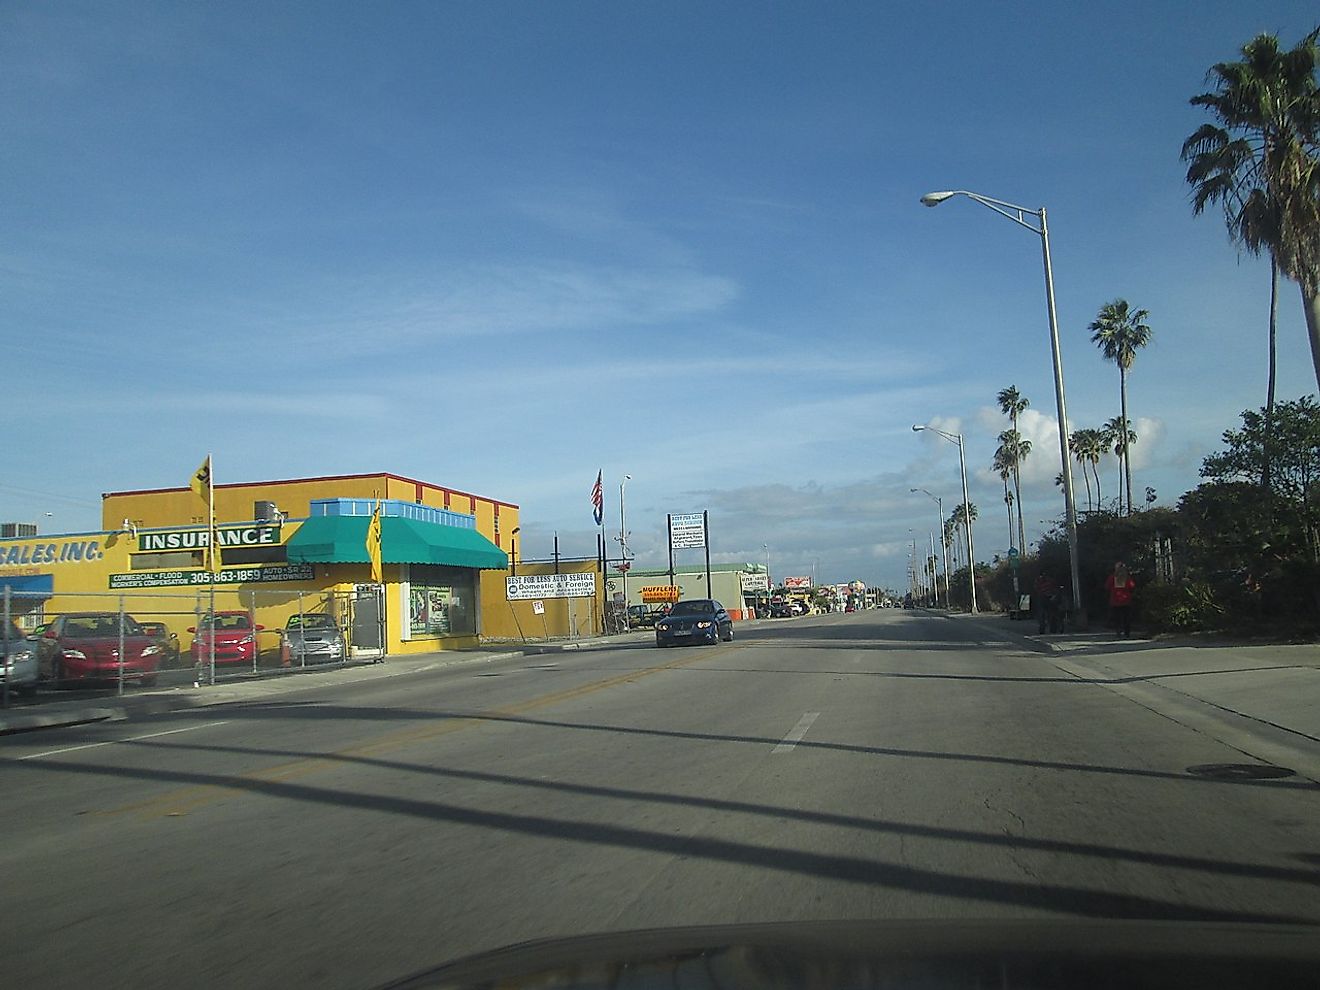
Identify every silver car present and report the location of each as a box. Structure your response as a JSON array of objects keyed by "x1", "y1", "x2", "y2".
[
  {"x1": 2, "y1": 621, "x2": 40, "y2": 696},
  {"x1": 283, "y1": 614, "x2": 346, "y2": 664}
]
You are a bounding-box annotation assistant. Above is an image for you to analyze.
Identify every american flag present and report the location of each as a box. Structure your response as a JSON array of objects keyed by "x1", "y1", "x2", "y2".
[{"x1": 591, "y1": 470, "x2": 604, "y2": 525}]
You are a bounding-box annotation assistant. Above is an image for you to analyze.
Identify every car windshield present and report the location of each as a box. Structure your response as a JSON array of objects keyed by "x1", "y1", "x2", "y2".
[
  {"x1": 286, "y1": 615, "x2": 334, "y2": 631},
  {"x1": 667, "y1": 601, "x2": 714, "y2": 616},
  {"x1": 63, "y1": 616, "x2": 143, "y2": 637},
  {"x1": 204, "y1": 614, "x2": 251, "y2": 631}
]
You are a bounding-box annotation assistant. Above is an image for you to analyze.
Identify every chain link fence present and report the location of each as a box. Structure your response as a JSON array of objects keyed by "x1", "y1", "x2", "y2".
[{"x1": 1, "y1": 583, "x2": 384, "y2": 705}]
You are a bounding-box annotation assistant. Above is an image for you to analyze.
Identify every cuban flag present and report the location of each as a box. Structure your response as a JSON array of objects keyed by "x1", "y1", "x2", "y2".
[{"x1": 591, "y1": 470, "x2": 604, "y2": 525}]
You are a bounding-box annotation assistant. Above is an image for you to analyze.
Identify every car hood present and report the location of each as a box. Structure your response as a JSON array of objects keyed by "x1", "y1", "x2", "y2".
[
  {"x1": 56, "y1": 636, "x2": 155, "y2": 659},
  {"x1": 196, "y1": 630, "x2": 255, "y2": 643},
  {"x1": 656, "y1": 613, "x2": 715, "y2": 626},
  {"x1": 379, "y1": 920, "x2": 1320, "y2": 989}
]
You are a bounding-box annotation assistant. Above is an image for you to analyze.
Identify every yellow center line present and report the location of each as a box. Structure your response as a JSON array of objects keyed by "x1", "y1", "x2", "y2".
[{"x1": 105, "y1": 642, "x2": 742, "y2": 819}]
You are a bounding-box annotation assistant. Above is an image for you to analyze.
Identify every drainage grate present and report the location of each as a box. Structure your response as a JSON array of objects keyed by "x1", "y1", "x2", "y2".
[{"x1": 1186, "y1": 763, "x2": 1295, "y2": 780}]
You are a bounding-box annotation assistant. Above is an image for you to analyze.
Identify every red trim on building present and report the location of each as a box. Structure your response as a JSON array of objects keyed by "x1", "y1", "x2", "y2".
[{"x1": 102, "y1": 471, "x2": 519, "y2": 509}]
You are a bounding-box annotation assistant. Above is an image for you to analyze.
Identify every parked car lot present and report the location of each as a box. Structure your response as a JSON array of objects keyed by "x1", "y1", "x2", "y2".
[
  {"x1": 36, "y1": 612, "x2": 163, "y2": 687},
  {"x1": 137, "y1": 621, "x2": 182, "y2": 668},
  {"x1": 284, "y1": 613, "x2": 346, "y2": 664},
  {"x1": 190, "y1": 610, "x2": 265, "y2": 667},
  {"x1": 655, "y1": 599, "x2": 734, "y2": 647}
]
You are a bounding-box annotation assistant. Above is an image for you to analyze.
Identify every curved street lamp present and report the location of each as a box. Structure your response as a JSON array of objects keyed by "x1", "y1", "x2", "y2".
[
  {"x1": 920, "y1": 189, "x2": 1083, "y2": 625},
  {"x1": 910, "y1": 487, "x2": 948, "y2": 607},
  {"x1": 912, "y1": 425, "x2": 977, "y2": 613}
]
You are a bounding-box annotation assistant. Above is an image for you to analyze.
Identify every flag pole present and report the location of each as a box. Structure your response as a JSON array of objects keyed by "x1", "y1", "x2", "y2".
[{"x1": 208, "y1": 453, "x2": 216, "y2": 687}]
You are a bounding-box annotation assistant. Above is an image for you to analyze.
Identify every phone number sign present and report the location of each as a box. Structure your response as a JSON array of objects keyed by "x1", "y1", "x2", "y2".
[{"x1": 505, "y1": 573, "x2": 596, "y2": 600}]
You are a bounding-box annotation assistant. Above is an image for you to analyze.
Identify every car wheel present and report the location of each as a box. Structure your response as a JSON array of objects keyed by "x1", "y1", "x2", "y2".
[{"x1": 723, "y1": 624, "x2": 734, "y2": 642}]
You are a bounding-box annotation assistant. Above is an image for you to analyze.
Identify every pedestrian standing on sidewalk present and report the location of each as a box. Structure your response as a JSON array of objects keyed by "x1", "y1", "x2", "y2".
[
  {"x1": 1033, "y1": 571, "x2": 1060, "y2": 634},
  {"x1": 1105, "y1": 561, "x2": 1136, "y2": 638}
]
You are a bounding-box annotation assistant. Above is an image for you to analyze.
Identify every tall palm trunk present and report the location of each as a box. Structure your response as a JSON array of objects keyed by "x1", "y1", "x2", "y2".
[
  {"x1": 1264, "y1": 258, "x2": 1278, "y2": 499},
  {"x1": 1093, "y1": 457, "x2": 1103, "y2": 509},
  {"x1": 1010, "y1": 412, "x2": 1026, "y2": 553},
  {"x1": 1304, "y1": 282, "x2": 1320, "y2": 395},
  {"x1": 1079, "y1": 457, "x2": 1092, "y2": 512},
  {"x1": 1002, "y1": 474, "x2": 1014, "y2": 549},
  {"x1": 1119, "y1": 366, "x2": 1133, "y2": 515}
]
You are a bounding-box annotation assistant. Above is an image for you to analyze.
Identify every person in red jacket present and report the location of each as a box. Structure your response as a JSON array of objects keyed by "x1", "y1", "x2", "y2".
[{"x1": 1105, "y1": 561, "x2": 1136, "y2": 637}]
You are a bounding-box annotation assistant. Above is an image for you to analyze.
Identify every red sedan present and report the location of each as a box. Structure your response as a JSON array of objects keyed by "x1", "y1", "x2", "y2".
[
  {"x1": 189, "y1": 610, "x2": 265, "y2": 667},
  {"x1": 38, "y1": 613, "x2": 163, "y2": 687}
]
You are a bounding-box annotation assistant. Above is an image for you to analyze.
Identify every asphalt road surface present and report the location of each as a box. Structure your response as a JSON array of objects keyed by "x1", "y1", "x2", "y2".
[{"x1": 3, "y1": 610, "x2": 1318, "y2": 987}]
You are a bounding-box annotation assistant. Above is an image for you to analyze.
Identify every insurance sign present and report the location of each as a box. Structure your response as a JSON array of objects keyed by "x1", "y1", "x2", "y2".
[{"x1": 505, "y1": 572, "x2": 596, "y2": 600}]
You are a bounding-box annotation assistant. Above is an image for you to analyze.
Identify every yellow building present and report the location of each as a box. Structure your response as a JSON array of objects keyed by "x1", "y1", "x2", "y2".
[{"x1": 0, "y1": 472, "x2": 516, "y2": 657}]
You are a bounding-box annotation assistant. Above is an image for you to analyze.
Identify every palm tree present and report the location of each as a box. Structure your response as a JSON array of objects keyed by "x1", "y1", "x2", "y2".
[
  {"x1": 1101, "y1": 416, "x2": 1138, "y2": 513},
  {"x1": 994, "y1": 428, "x2": 1032, "y2": 552},
  {"x1": 1070, "y1": 428, "x2": 1105, "y2": 512},
  {"x1": 993, "y1": 448, "x2": 1015, "y2": 550},
  {"x1": 1182, "y1": 28, "x2": 1320, "y2": 404},
  {"x1": 996, "y1": 386, "x2": 1031, "y2": 551},
  {"x1": 1089, "y1": 299, "x2": 1152, "y2": 514},
  {"x1": 948, "y1": 502, "x2": 979, "y2": 569}
]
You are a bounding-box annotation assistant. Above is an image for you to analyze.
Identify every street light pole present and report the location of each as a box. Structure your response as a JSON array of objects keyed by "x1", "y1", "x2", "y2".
[
  {"x1": 912, "y1": 425, "x2": 978, "y2": 613},
  {"x1": 911, "y1": 488, "x2": 948, "y2": 607},
  {"x1": 920, "y1": 189, "x2": 1083, "y2": 625}
]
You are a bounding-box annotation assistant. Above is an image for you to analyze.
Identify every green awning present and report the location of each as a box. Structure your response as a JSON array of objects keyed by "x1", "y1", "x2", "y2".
[{"x1": 286, "y1": 516, "x2": 508, "y2": 570}]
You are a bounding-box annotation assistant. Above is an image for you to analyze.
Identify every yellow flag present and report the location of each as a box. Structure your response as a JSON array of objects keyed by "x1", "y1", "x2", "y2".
[
  {"x1": 190, "y1": 456, "x2": 212, "y2": 500},
  {"x1": 209, "y1": 527, "x2": 222, "y2": 575},
  {"x1": 366, "y1": 500, "x2": 383, "y2": 583}
]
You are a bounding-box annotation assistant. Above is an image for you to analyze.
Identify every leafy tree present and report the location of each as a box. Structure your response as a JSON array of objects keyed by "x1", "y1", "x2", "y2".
[
  {"x1": 1183, "y1": 28, "x2": 1320, "y2": 396},
  {"x1": 1202, "y1": 396, "x2": 1320, "y2": 524},
  {"x1": 1089, "y1": 299, "x2": 1152, "y2": 514},
  {"x1": 996, "y1": 386, "x2": 1031, "y2": 550}
]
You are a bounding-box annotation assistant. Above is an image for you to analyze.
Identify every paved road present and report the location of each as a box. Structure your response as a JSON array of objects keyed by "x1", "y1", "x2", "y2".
[{"x1": 3, "y1": 610, "x2": 1317, "y2": 987}]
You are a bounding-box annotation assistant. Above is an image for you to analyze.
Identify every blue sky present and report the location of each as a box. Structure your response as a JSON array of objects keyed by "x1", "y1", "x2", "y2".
[{"x1": 4, "y1": 1, "x2": 1317, "y2": 591}]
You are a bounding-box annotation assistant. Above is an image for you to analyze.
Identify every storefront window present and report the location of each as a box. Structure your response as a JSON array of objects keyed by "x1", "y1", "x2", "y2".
[{"x1": 407, "y1": 565, "x2": 476, "y2": 637}]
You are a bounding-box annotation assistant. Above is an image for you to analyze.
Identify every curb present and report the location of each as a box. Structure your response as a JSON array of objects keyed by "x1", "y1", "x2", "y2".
[{"x1": 0, "y1": 647, "x2": 524, "y2": 737}]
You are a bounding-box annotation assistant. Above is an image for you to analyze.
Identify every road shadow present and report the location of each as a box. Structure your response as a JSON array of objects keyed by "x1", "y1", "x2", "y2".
[
  {"x1": 99, "y1": 733, "x2": 1320, "y2": 893},
  {"x1": 94, "y1": 699, "x2": 1319, "y2": 793},
  {"x1": 8, "y1": 747, "x2": 1316, "y2": 926}
]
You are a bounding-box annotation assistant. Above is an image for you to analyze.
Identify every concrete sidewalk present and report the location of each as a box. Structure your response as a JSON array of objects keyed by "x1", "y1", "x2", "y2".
[{"x1": 945, "y1": 609, "x2": 1320, "y2": 748}]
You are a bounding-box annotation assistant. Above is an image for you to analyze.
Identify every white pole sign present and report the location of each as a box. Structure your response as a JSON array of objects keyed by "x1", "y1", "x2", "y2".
[{"x1": 669, "y1": 512, "x2": 706, "y2": 549}]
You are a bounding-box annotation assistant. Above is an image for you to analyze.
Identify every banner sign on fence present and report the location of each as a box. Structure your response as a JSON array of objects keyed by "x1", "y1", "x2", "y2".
[
  {"x1": 783, "y1": 576, "x2": 811, "y2": 588},
  {"x1": 669, "y1": 513, "x2": 705, "y2": 549},
  {"x1": 109, "y1": 563, "x2": 314, "y2": 589},
  {"x1": 505, "y1": 572, "x2": 596, "y2": 600}
]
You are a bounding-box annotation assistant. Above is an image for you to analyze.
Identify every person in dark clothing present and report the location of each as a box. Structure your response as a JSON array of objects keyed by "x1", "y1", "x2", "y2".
[{"x1": 1033, "y1": 571, "x2": 1061, "y2": 634}]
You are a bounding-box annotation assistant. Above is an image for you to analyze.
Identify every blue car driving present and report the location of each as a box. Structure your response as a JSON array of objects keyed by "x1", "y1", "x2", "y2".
[{"x1": 654, "y1": 599, "x2": 734, "y2": 647}]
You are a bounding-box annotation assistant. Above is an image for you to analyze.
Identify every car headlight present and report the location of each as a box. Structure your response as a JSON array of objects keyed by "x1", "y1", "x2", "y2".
[
  {"x1": 696, "y1": 621, "x2": 712, "y2": 628},
  {"x1": 656, "y1": 623, "x2": 668, "y2": 632},
  {"x1": 142, "y1": 646, "x2": 161, "y2": 657},
  {"x1": 8, "y1": 648, "x2": 34, "y2": 663},
  {"x1": 62, "y1": 649, "x2": 87, "y2": 660}
]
